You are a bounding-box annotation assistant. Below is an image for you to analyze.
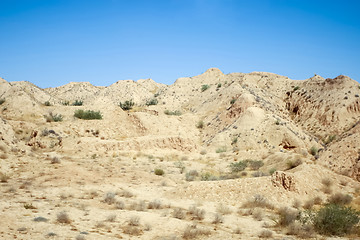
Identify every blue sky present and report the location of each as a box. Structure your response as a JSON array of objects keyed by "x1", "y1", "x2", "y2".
[{"x1": 1, "y1": 0, "x2": 359, "y2": 88}]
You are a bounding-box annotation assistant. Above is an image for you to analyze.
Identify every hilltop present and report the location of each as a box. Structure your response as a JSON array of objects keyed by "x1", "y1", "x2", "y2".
[{"x1": 0, "y1": 68, "x2": 359, "y2": 239}]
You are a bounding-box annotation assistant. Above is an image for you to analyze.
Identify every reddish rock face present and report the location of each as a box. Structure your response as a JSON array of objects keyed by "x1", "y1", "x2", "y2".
[{"x1": 271, "y1": 171, "x2": 297, "y2": 192}]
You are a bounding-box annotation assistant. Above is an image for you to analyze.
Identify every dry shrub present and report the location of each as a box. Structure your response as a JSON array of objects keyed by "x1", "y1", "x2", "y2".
[
  {"x1": 313, "y1": 196, "x2": 323, "y2": 205},
  {"x1": 106, "y1": 214, "x2": 116, "y2": 222},
  {"x1": 172, "y1": 208, "x2": 185, "y2": 219},
  {"x1": 322, "y1": 186, "x2": 333, "y2": 194},
  {"x1": 148, "y1": 200, "x2": 162, "y2": 209},
  {"x1": 258, "y1": 229, "x2": 273, "y2": 238},
  {"x1": 128, "y1": 200, "x2": 146, "y2": 211},
  {"x1": 0, "y1": 172, "x2": 10, "y2": 183},
  {"x1": 115, "y1": 200, "x2": 125, "y2": 209},
  {"x1": 182, "y1": 224, "x2": 211, "y2": 239},
  {"x1": 242, "y1": 194, "x2": 274, "y2": 209},
  {"x1": 103, "y1": 192, "x2": 116, "y2": 204},
  {"x1": 119, "y1": 189, "x2": 134, "y2": 198},
  {"x1": 234, "y1": 227, "x2": 242, "y2": 234},
  {"x1": 122, "y1": 225, "x2": 142, "y2": 236},
  {"x1": 56, "y1": 211, "x2": 71, "y2": 224},
  {"x1": 303, "y1": 199, "x2": 315, "y2": 210},
  {"x1": 216, "y1": 203, "x2": 232, "y2": 215},
  {"x1": 51, "y1": 157, "x2": 61, "y2": 164},
  {"x1": 252, "y1": 208, "x2": 263, "y2": 221},
  {"x1": 212, "y1": 213, "x2": 224, "y2": 224},
  {"x1": 328, "y1": 192, "x2": 352, "y2": 205},
  {"x1": 188, "y1": 206, "x2": 205, "y2": 220},
  {"x1": 321, "y1": 178, "x2": 333, "y2": 187},
  {"x1": 292, "y1": 199, "x2": 301, "y2": 209},
  {"x1": 277, "y1": 207, "x2": 299, "y2": 227},
  {"x1": 287, "y1": 222, "x2": 315, "y2": 238},
  {"x1": 128, "y1": 216, "x2": 140, "y2": 226}
]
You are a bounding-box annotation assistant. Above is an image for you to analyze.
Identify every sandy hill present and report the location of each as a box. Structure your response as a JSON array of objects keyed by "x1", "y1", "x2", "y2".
[{"x1": 0, "y1": 69, "x2": 359, "y2": 240}]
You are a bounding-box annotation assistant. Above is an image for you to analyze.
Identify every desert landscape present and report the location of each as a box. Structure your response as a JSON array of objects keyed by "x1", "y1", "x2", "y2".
[{"x1": 0, "y1": 68, "x2": 359, "y2": 239}]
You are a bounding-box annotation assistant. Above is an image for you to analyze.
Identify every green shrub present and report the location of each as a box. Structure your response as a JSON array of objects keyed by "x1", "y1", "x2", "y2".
[
  {"x1": 185, "y1": 170, "x2": 199, "y2": 181},
  {"x1": 269, "y1": 168, "x2": 277, "y2": 175},
  {"x1": 313, "y1": 204, "x2": 359, "y2": 236},
  {"x1": 310, "y1": 146, "x2": 318, "y2": 156},
  {"x1": 154, "y1": 169, "x2": 164, "y2": 176},
  {"x1": 293, "y1": 86, "x2": 300, "y2": 91},
  {"x1": 230, "y1": 98, "x2": 236, "y2": 105},
  {"x1": 324, "y1": 135, "x2": 336, "y2": 144},
  {"x1": 164, "y1": 110, "x2": 182, "y2": 116},
  {"x1": 44, "y1": 101, "x2": 51, "y2": 106},
  {"x1": 0, "y1": 98, "x2": 5, "y2": 105},
  {"x1": 201, "y1": 84, "x2": 210, "y2": 92},
  {"x1": 74, "y1": 110, "x2": 102, "y2": 120},
  {"x1": 217, "y1": 83, "x2": 222, "y2": 88},
  {"x1": 287, "y1": 159, "x2": 302, "y2": 169},
  {"x1": 229, "y1": 161, "x2": 247, "y2": 173},
  {"x1": 196, "y1": 120, "x2": 204, "y2": 129},
  {"x1": 45, "y1": 113, "x2": 63, "y2": 122},
  {"x1": 216, "y1": 146, "x2": 227, "y2": 153},
  {"x1": 61, "y1": 101, "x2": 70, "y2": 106},
  {"x1": 146, "y1": 98, "x2": 158, "y2": 106},
  {"x1": 72, "y1": 100, "x2": 83, "y2": 106},
  {"x1": 119, "y1": 100, "x2": 134, "y2": 110}
]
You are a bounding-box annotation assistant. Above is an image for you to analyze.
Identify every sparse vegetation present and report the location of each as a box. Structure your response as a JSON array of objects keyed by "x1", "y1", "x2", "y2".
[
  {"x1": 277, "y1": 207, "x2": 299, "y2": 227},
  {"x1": 74, "y1": 109, "x2": 102, "y2": 120},
  {"x1": 164, "y1": 110, "x2": 182, "y2": 115},
  {"x1": 293, "y1": 86, "x2": 300, "y2": 91},
  {"x1": 44, "y1": 101, "x2": 51, "y2": 106},
  {"x1": 201, "y1": 84, "x2": 210, "y2": 92},
  {"x1": 119, "y1": 100, "x2": 134, "y2": 110},
  {"x1": 327, "y1": 193, "x2": 352, "y2": 205},
  {"x1": 61, "y1": 101, "x2": 69, "y2": 106},
  {"x1": 248, "y1": 160, "x2": 264, "y2": 170},
  {"x1": 56, "y1": 211, "x2": 71, "y2": 224},
  {"x1": 229, "y1": 161, "x2": 247, "y2": 173},
  {"x1": 182, "y1": 224, "x2": 210, "y2": 239},
  {"x1": 154, "y1": 168, "x2": 164, "y2": 176},
  {"x1": 258, "y1": 229, "x2": 273, "y2": 238},
  {"x1": 310, "y1": 146, "x2": 318, "y2": 156},
  {"x1": 0, "y1": 172, "x2": 10, "y2": 183},
  {"x1": 172, "y1": 208, "x2": 186, "y2": 219},
  {"x1": 185, "y1": 170, "x2": 199, "y2": 181},
  {"x1": 104, "y1": 192, "x2": 116, "y2": 204},
  {"x1": 215, "y1": 146, "x2": 226, "y2": 153},
  {"x1": 45, "y1": 112, "x2": 63, "y2": 122},
  {"x1": 287, "y1": 159, "x2": 302, "y2": 169},
  {"x1": 196, "y1": 120, "x2": 204, "y2": 129},
  {"x1": 24, "y1": 203, "x2": 36, "y2": 209},
  {"x1": 72, "y1": 100, "x2": 83, "y2": 106},
  {"x1": 313, "y1": 204, "x2": 359, "y2": 236},
  {"x1": 51, "y1": 157, "x2": 61, "y2": 164},
  {"x1": 212, "y1": 213, "x2": 224, "y2": 224},
  {"x1": 230, "y1": 98, "x2": 236, "y2": 104},
  {"x1": 0, "y1": 98, "x2": 5, "y2": 105},
  {"x1": 188, "y1": 205, "x2": 205, "y2": 220},
  {"x1": 145, "y1": 98, "x2": 158, "y2": 106}
]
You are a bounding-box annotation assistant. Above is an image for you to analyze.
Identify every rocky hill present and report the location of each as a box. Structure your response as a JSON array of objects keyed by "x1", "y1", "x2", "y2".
[{"x1": 0, "y1": 69, "x2": 359, "y2": 239}]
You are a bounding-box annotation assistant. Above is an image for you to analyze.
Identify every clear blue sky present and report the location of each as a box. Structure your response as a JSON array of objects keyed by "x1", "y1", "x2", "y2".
[{"x1": 1, "y1": 0, "x2": 359, "y2": 88}]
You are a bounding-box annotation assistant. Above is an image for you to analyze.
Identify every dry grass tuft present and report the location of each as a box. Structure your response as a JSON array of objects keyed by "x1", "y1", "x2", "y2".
[
  {"x1": 56, "y1": 211, "x2": 71, "y2": 224},
  {"x1": 103, "y1": 192, "x2": 116, "y2": 205},
  {"x1": 328, "y1": 192, "x2": 352, "y2": 205},
  {"x1": 172, "y1": 208, "x2": 185, "y2": 219},
  {"x1": 258, "y1": 229, "x2": 273, "y2": 238},
  {"x1": 212, "y1": 213, "x2": 224, "y2": 224},
  {"x1": 216, "y1": 203, "x2": 232, "y2": 215},
  {"x1": 148, "y1": 200, "x2": 162, "y2": 209},
  {"x1": 242, "y1": 194, "x2": 274, "y2": 209},
  {"x1": 188, "y1": 206, "x2": 205, "y2": 220},
  {"x1": 277, "y1": 207, "x2": 299, "y2": 227},
  {"x1": 182, "y1": 224, "x2": 211, "y2": 239}
]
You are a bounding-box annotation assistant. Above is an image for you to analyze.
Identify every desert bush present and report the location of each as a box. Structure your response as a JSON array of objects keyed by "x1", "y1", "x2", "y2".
[
  {"x1": 212, "y1": 213, "x2": 224, "y2": 224},
  {"x1": 115, "y1": 200, "x2": 125, "y2": 209},
  {"x1": 33, "y1": 216, "x2": 48, "y2": 222},
  {"x1": 293, "y1": 86, "x2": 300, "y2": 91},
  {"x1": 234, "y1": 227, "x2": 242, "y2": 234},
  {"x1": 44, "y1": 101, "x2": 51, "y2": 106},
  {"x1": 216, "y1": 203, "x2": 232, "y2": 215},
  {"x1": 61, "y1": 101, "x2": 69, "y2": 106},
  {"x1": 188, "y1": 206, "x2": 205, "y2": 220},
  {"x1": 74, "y1": 110, "x2": 102, "y2": 120},
  {"x1": 51, "y1": 157, "x2": 61, "y2": 164},
  {"x1": 328, "y1": 193, "x2": 352, "y2": 205},
  {"x1": 148, "y1": 200, "x2": 162, "y2": 209},
  {"x1": 0, "y1": 172, "x2": 10, "y2": 183},
  {"x1": 230, "y1": 98, "x2": 236, "y2": 104},
  {"x1": 56, "y1": 211, "x2": 71, "y2": 224},
  {"x1": 182, "y1": 224, "x2": 211, "y2": 239},
  {"x1": 119, "y1": 100, "x2": 134, "y2": 110},
  {"x1": 313, "y1": 204, "x2": 359, "y2": 236},
  {"x1": 269, "y1": 168, "x2": 277, "y2": 175},
  {"x1": 118, "y1": 189, "x2": 134, "y2": 198},
  {"x1": 72, "y1": 100, "x2": 83, "y2": 106},
  {"x1": 200, "y1": 149, "x2": 207, "y2": 155},
  {"x1": 229, "y1": 161, "x2": 247, "y2": 173},
  {"x1": 200, "y1": 172, "x2": 218, "y2": 181},
  {"x1": 106, "y1": 214, "x2": 116, "y2": 222},
  {"x1": 277, "y1": 207, "x2": 299, "y2": 227},
  {"x1": 146, "y1": 98, "x2": 158, "y2": 106},
  {"x1": 128, "y1": 216, "x2": 140, "y2": 226},
  {"x1": 215, "y1": 146, "x2": 226, "y2": 153},
  {"x1": 252, "y1": 171, "x2": 267, "y2": 177},
  {"x1": 201, "y1": 84, "x2": 210, "y2": 92},
  {"x1": 287, "y1": 222, "x2": 315, "y2": 238},
  {"x1": 45, "y1": 112, "x2": 63, "y2": 122},
  {"x1": 217, "y1": 83, "x2": 222, "y2": 88},
  {"x1": 321, "y1": 178, "x2": 333, "y2": 187},
  {"x1": 196, "y1": 120, "x2": 204, "y2": 129},
  {"x1": 185, "y1": 170, "x2": 199, "y2": 181},
  {"x1": 104, "y1": 192, "x2": 116, "y2": 204},
  {"x1": 287, "y1": 159, "x2": 302, "y2": 169},
  {"x1": 242, "y1": 194, "x2": 274, "y2": 209},
  {"x1": 258, "y1": 229, "x2": 273, "y2": 238},
  {"x1": 164, "y1": 110, "x2": 182, "y2": 116},
  {"x1": 24, "y1": 203, "x2": 36, "y2": 209},
  {"x1": 252, "y1": 208, "x2": 263, "y2": 221},
  {"x1": 324, "y1": 135, "x2": 336, "y2": 144},
  {"x1": 154, "y1": 168, "x2": 164, "y2": 176},
  {"x1": 247, "y1": 160, "x2": 264, "y2": 170},
  {"x1": 310, "y1": 146, "x2": 318, "y2": 156},
  {"x1": 172, "y1": 208, "x2": 185, "y2": 219},
  {"x1": 303, "y1": 199, "x2": 315, "y2": 210},
  {"x1": 129, "y1": 200, "x2": 146, "y2": 211},
  {"x1": 292, "y1": 199, "x2": 302, "y2": 209},
  {"x1": 0, "y1": 98, "x2": 5, "y2": 105}
]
